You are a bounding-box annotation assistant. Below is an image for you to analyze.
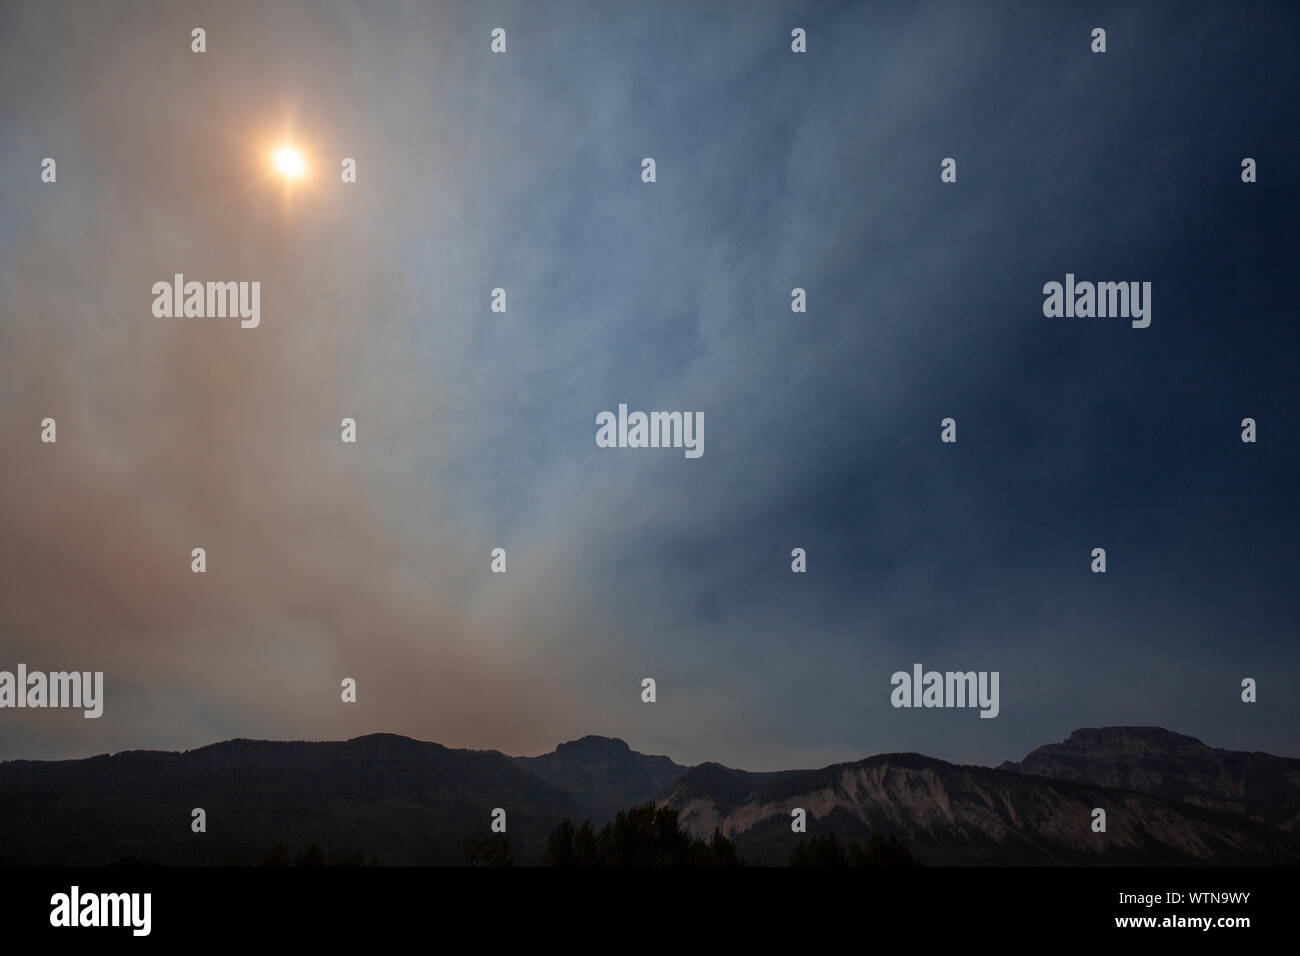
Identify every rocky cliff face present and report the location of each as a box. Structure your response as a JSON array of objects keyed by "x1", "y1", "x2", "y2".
[
  {"x1": 999, "y1": 726, "x2": 1300, "y2": 830},
  {"x1": 658, "y1": 750, "x2": 1300, "y2": 866}
]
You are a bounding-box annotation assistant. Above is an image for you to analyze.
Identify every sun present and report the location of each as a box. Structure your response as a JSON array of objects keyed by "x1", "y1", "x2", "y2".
[{"x1": 272, "y1": 145, "x2": 307, "y2": 180}]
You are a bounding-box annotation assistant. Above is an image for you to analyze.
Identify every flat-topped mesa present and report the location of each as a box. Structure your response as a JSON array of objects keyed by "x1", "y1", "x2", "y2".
[
  {"x1": 548, "y1": 735, "x2": 634, "y2": 758},
  {"x1": 1065, "y1": 726, "x2": 1199, "y2": 745}
]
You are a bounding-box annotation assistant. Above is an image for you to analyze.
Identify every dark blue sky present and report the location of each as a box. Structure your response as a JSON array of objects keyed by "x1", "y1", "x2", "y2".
[{"x1": 1, "y1": 0, "x2": 1297, "y2": 768}]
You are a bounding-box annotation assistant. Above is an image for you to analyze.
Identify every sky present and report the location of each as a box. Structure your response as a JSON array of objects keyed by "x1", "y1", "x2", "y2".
[{"x1": 1, "y1": 0, "x2": 1297, "y2": 770}]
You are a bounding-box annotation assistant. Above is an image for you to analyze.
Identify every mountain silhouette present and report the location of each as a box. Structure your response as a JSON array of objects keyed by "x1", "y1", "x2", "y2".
[
  {"x1": 1, "y1": 727, "x2": 1296, "y2": 865},
  {"x1": 999, "y1": 726, "x2": 1300, "y2": 831},
  {"x1": 510, "y1": 734, "x2": 687, "y2": 822},
  {"x1": 658, "y1": 750, "x2": 1300, "y2": 865},
  {"x1": 0, "y1": 733, "x2": 577, "y2": 865}
]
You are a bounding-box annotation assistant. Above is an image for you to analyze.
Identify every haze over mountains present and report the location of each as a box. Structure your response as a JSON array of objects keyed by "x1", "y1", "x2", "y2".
[
  {"x1": 999, "y1": 726, "x2": 1300, "y2": 832},
  {"x1": 0, "y1": 727, "x2": 1296, "y2": 866},
  {"x1": 510, "y1": 734, "x2": 687, "y2": 823}
]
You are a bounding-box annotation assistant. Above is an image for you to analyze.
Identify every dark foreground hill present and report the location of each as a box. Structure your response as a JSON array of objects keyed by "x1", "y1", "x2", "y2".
[{"x1": 0, "y1": 733, "x2": 578, "y2": 866}]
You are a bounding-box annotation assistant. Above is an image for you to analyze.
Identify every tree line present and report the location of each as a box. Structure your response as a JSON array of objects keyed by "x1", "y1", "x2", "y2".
[{"x1": 462, "y1": 803, "x2": 921, "y2": 867}]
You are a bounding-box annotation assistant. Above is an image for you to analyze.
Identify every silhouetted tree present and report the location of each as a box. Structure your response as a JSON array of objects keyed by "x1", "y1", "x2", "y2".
[
  {"x1": 857, "y1": 832, "x2": 920, "y2": 867},
  {"x1": 546, "y1": 805, "x2": 744, "y2": 866},
  {"x1": 461, "y1": 832, "x2": 513, "y2": 867},
  {"x1": 694, "y1": 828, "x2": 741, "y2": 867},
  {"x1": 599, "y1": 804, "x2": 695, "y2": 865},
  {"x1": 791, "y1": 831, "x2": 920, "y2": 867},
  {"x1": 293, "y1": 843, "x2": 325, "y2": 867},
  {"x1": 573, "y1": 820, "x2": 598, "y2": 866},
  {"x1": 259, "y1": 841, "x2": 290, "y2": 867},
  {"x1": 789, "y1": 833, "x2": 848, "y2": 867},
  {"x1": 547, "y1": 819, "x2": 578, "y2": 866}
]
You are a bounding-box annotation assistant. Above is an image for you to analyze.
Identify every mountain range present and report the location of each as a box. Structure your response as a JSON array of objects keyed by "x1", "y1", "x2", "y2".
[{"x1": 1, "y1": 726, "x2": 1296, "y2": 866}]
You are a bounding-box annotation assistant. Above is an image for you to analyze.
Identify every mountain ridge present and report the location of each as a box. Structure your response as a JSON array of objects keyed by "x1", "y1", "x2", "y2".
[
  {"x1": 658, "y1": 745, "x2": 1300, "y2": 865},
  {"x1": 1, "y1": 727, "x2": 1297, "y2": 865},
  {"x1": 998, "y1": 725, "x2": 1300, "y2": 831}
]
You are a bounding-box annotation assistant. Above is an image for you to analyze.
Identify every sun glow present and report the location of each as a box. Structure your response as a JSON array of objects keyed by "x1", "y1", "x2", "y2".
[{"x1": 272, "y1": 146, "x2": 306, "y2": 179}]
